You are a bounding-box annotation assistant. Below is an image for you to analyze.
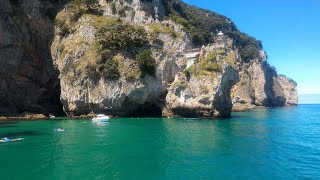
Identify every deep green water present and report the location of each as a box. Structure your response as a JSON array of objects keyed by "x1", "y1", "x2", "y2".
[{"x1": 1, "y1": 105, "x2": 320, "y2": 179}]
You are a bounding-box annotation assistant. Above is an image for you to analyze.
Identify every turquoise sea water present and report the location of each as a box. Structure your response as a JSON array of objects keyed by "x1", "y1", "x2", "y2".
[{"x1": 1, "y1": 105, "x2": 320, "y2": 179}]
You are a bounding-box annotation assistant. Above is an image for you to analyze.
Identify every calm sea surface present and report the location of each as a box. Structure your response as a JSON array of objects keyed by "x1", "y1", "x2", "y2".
[{"x1": 1, "y1": 105, "x2": 320, "y2": 179}]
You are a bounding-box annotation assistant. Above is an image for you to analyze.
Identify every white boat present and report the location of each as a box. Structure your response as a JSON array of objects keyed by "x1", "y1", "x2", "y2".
[
  {"x1": 0, "y1": 137, "x2": 24, "y2": 143},
  {"x1": 87, "y1": 84, "x2": 109, "y2": 123},
  {"x1": 49, "y1": 114, "x2": 56, "y2": 119},
  {"x1": 92, "y1": 114, "x2": 109, "y2": 122},
  {"x1": 55, "y1": 128, "x2": 64, "y2": 132}
]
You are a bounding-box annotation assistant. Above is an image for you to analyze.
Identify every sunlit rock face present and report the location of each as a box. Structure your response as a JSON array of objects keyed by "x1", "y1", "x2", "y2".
[
  {"x1": 52, "y1": 0, "x2": 191, "y2": 117},
  {"x1": 0, "y1": 0, "x2": 297, "y2": 118},
  {"x1": 231, "y1": 58, "x2": 298, "y2": 112}
]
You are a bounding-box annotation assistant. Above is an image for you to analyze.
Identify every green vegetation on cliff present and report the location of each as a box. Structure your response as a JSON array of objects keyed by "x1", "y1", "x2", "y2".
[
  {"x1": 149, "y1": 23, "x2": 180, "y2": 38},
  {"x1": 56, "y1": 0, "x2": 262, "y2": 83},
  {"x1": 184, "y1": 49, "x2": 224, "y2": 78},
  {"x1": 56, "y1": 11, "x2": 155, "y2": 80},
  {"x1": 94, "y1": 17, "x2": 155, "y2": 79},
  {"x1": 165, "y1": 0, "x2": 262, "y2": 62},
  {"x1": 135, "y1": 50, "x2": 156, "y2": 77},
  {"x1": 56, "y1": 0, "x2": 262, "y2": 63},
  {"x1": 54, "y1": 0, "x2": 101, "y2": 36},
  {"x1": 96, "y1": 19, "x2": 148, "y2": 53}
]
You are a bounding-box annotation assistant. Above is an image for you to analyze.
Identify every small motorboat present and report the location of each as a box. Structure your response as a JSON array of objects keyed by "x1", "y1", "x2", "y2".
[
  {"x1": 92, "y1": 114, "x2": 109, "y2": 122},
  {"x1": 0, "y1": 137, "x2": 24, "y2": 143},
  {"x1": 54, "y1": 128, "x2": 64, "y2": 132},
  {"x1": 49, "y1": 114, "x2": 56, "y2": 119}
]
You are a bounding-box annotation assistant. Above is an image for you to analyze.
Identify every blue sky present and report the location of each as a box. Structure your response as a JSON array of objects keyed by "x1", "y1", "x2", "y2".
[
  {"x1": 299, "y1": 94, "x2": 320, "y2": 104},
  {"x1": 183, "y1": 0, "x2": 320, "y2": 95}
]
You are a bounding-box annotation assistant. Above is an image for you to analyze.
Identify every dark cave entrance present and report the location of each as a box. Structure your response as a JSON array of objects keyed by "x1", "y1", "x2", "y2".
[{"x1": 128, "y1": 102, "x2": 163, "y2": 118}]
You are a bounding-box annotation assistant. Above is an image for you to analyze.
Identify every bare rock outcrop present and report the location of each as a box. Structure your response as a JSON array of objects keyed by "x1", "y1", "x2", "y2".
[
  {"x1": 100, "y1": 0, "x2": 167, "y2": 23},
  {"x1": 165, "y1": 65, "x2": 239, "y2": 118},
  {"x1": 231, "y1": 56, "x2": 298, "y2": 111}
]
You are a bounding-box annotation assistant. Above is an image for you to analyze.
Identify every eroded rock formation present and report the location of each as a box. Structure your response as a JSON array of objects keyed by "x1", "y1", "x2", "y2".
[{"x1": 0, "y1": 0, "x2": 298, "y2": 118}]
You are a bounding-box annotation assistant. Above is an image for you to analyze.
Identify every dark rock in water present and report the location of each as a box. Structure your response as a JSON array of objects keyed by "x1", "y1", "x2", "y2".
[{"x1": 0, "y1": 113, "x2": 47, "y2": 121}]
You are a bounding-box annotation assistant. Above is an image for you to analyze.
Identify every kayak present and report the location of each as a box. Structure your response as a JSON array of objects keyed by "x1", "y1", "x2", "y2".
[{"x1": 0, "y1": 138, "x2": 24, "y2": 143}]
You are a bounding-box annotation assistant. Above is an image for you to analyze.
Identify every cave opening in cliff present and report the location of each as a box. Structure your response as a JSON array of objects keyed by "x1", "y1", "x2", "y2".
[{"x1": 129, "y1": 102, "x2": 163, "y2": 118}]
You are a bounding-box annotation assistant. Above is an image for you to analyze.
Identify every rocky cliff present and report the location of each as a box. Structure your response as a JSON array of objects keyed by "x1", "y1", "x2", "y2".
[
  {"x1": 52, "y1": 0, "x2": 192, "y2": 117},
  {"x1": 231, "y1": 57, "x2": 298, "y2": 111},
  {"x1": 0, "y1": 0, "x2": 298, "y2": 118},
  {"x1": 0, "y1": 0, "x2": 63, "y2": 115}
]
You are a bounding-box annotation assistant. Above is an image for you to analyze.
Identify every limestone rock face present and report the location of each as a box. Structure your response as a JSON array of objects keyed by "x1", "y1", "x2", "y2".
[
  {"x1": 165, "y1": 66, "x2": 239, "y2": 118},
  {"x1": 275, "y1": 75, "x2": 298, "y2": 106},
  {"x1": 51, "y1": 0, "x2": 298, "y2": 117},
  {"x1": 0, "y1": 0, "x2": 298, "y2": 118},
  {"x1": 164, "y1": 43, "x2": 241, "y2": 118},
  {"x1": 101, "y1": 0, "x2": 167, "y2": 24},
  {"x1": 52, "y1": 0, "x2": 241, "y2": 118},
  {"x1": 0, "y1": 0, "x2": 63, "y2": 115},
  {"x1": 52, "y1": 2, "x2": 191, "y2": 117},
  {"x1": 231, "y1": 57, "x2": 298, "y2": 111}
]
